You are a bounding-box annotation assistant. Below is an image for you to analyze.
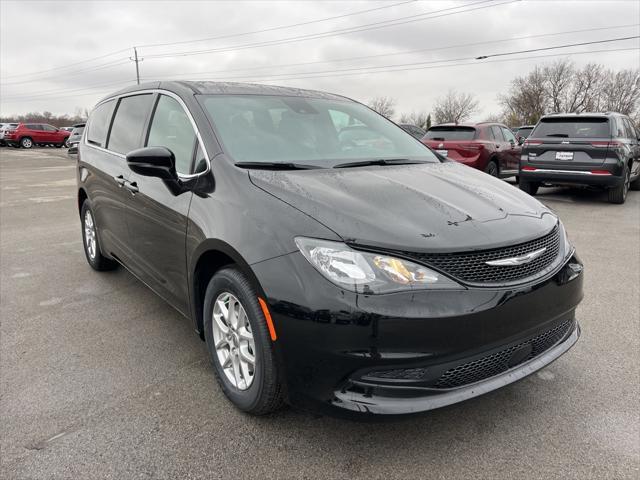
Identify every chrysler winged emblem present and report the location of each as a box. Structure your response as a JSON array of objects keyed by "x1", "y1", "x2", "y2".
[{"x1": 485, "y1": 247, "x2": 547, "y2": 266}]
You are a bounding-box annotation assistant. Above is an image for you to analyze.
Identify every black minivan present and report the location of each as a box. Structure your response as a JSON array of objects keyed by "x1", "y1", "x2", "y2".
[{"x1": 77, "y1": 82, "x2": 583, "y2": 416}]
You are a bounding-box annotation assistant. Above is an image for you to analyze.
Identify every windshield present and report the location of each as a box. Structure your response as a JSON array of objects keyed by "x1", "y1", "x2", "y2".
[
  {"x1": 516, "y1": 127, "x2": 533, "y2": 138},
  {"x1": 423, "y1": 126, "x2": 476, "y2": 141},
  {"x1": 199, "y1": 94, "x2": 438, "y2": 166},
  {"x1": 532, "y1": 118, "x2": 611, "y2": 138}
]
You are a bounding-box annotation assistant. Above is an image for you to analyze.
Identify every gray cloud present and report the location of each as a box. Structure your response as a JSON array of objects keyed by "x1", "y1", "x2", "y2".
[{"x1": 1, "y1": 0, "x2": 638, "y2": 119}]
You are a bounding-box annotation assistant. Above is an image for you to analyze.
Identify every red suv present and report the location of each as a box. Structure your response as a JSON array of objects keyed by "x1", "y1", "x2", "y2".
[
  {"x1": 421, "y1": 123, "x2": 521, "y2": 177},
  {"x1": 4, "y1": 123, "x2": 71, "y2": 149}
]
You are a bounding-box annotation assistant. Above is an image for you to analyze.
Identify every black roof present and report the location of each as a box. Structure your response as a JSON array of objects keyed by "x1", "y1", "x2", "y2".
[{"x1": 98, "y1": 81, "x2": 350, "y2": 104}]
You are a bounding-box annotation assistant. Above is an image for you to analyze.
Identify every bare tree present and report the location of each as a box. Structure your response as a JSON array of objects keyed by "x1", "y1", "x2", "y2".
[
  {"x1": 399, "y1": 110, "x2": 430, "y2": 129},
  {"x1": 543, "y1": 60, "x2": 574, "y2": 113},
  {"x1": 368, "y1": 97, "x2": 396, "y2": 119},
  {"x1": 499, "y1": 66, "x2": 549, "y2": 125},
  {"x1": 433, "y1": 90, "x2": 479, "y2": 124},
  {"x1": 600, "y1": 69, "x2": 640, "y2": 115}
]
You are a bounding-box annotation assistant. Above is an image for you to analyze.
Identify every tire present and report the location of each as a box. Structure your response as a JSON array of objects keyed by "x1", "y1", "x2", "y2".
[
  {"x1": 630, "y1": 165, "x2": 640, "y2": 191},
  {"x1": 608, "y1": 165, "x2": 630, "y2": 204},
  {"x1": 63, "y1": 139, "x2": 70, "y2": 148},
  {"x1": 519, "y1": 179, "x2": 540, "y2": 196},
  {"x1": 55, "y1": 143, "x2": 63, "y2": 148},
  {"x1": 203, "y1": 267, "x2": 284, "y2": 415},
  {"x1": 80, "y1": 200, "x2": 118, "y2": 271},
  {"x1": 484, "y1": 160, "x2": 499, "y2": 177},
  {"x1": 20, "y1": 137, "x2": 33, "y2": 149}
]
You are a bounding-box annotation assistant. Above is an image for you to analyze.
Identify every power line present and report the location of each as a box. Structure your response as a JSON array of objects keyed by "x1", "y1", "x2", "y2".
[
  {"x1": 0, "y1": 59, "x2": 131, "y2": 86},
  {"x1": 475, "y1": 35, "x2": 640, "y2": 59},
  {"x1": 3, "y1": 48, "x2": 635, "y2": 105},
  {"x1": 141, "y1": 37, "x2": 638, "y2": 83},
  {"x1": 137, "y1": 0, "x2": 418, "y2": 49},
  {"x1": 0, "y1": 80, "x2": 136, "y2": 104},
  {"x1": 0, "y1": 48, "x2": 131, "y2": 80},
  {"x1": 236, "y1": 47, "x2": 640, "y2": 83},
  {"x1": 139, "y1": 24, "x2": 639, "y2": 81},
  {"x1": 142, "y1": 0, "x2": 515, "y2": 59},
  {"x1": 2, "y1": 79, "x2": 138, "y2": 101}
]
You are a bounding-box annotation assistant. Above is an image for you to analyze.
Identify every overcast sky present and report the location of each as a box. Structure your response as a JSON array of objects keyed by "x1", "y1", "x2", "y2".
[{"x1": 1, "y1": 0, "x2": 638, "y2": 120}]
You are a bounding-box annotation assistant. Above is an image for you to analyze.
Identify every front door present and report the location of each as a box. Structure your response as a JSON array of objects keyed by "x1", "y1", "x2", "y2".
[
  {"x1": 500, "y1": 126, "x2": 521, "y2": 174},
  {"x1": 125, "y1": 94, "x2": 198, "y2": 315}
]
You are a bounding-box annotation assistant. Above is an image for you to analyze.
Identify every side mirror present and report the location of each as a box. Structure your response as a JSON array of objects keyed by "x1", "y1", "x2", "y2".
[{"x1": 126, "y1": 146, "x2": 177, "y2": 181}]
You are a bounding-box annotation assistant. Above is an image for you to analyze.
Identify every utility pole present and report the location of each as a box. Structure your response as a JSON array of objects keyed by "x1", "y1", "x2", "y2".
[{"x1": 130, "y1": 47, "x2": 142, "y2": 85}]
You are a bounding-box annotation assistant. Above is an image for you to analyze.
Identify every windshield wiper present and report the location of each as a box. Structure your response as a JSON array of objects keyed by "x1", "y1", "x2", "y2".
[
  {"x1": 545, "y1": 133, "x2": 569, "y2": 137},
  {"x1": 333, "y1": 159, "x2": 428, "y2": 169},
  {"x1": 235, "y1": 161, "x2": 322, "y2": 170}
]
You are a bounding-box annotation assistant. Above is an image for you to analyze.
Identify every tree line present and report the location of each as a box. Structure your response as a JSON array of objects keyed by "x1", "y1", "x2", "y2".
[
  {"x1": 0, "y1": 108, "x2": 88, "y2": 127},
  {"x1": 369, "y1": 60, "x2": 640, "y2": 129}
]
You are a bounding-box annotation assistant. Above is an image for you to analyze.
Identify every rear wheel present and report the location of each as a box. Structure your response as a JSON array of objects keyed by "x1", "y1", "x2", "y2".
[
  {"x1": 80, "y1": 201, "x2": 118, "y2": 271},
  {"x1": 608, "y1": 165, "x2": 629, "y2": 204},
  {"x1": 203, "y1": 267, "x2": 284, "y2": 415},
  {"x1": 519, "y1": 179, "x2": 540, "y2": 196},
  {"x1": 20, "y1": 137, "x2": 33, "y2": 149},
  {"x1": 484, "y1": 160, "x2": 499, "y2": 177}
]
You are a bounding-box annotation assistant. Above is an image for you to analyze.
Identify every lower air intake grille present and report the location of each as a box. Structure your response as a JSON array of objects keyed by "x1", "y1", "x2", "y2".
[{"x1": 434, "y1": 319, "x2": 573, "y2": 389}]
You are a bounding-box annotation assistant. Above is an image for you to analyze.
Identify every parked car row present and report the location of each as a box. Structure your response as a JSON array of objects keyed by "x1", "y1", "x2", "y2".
[
  {"x1": 0, "y1": 122, "x2": 71, "y2": 148},
  {"x1": 398, "y1": 111, "x2": 639, "y2": 204}
]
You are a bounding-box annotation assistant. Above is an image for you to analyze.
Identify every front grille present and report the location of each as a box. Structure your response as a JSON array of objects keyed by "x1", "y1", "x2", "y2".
[
  {"x1": 433, "y1": 319, "x2": 573, "y2": 389},
  {"x1": 400, "y1": 225, "x2": 561, "y2": 285}
]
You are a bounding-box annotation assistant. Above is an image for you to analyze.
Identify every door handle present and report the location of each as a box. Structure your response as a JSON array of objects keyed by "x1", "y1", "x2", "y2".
[
  {"x1": 114, "y1": 174, "x2": 126, "y2": 187},
  {"x1": 125, "y1": 181, "x2": 139, "y2": 194}
]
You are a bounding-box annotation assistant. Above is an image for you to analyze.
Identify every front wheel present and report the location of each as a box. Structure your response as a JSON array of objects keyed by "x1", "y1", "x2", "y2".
[
  {"x1": 203, "y1": 267, "x2": 284, "y2": 415},
  {"x1": 80, "y1": 201, "x2": 118, "y2": 271},
  {"x1": 519, "y1": 179, "x2": 540, "y2": 196}
]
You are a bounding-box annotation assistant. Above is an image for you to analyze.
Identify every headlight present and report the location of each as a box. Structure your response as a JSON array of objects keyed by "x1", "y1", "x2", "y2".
[
  {"x1": 295, "y1": 237, "x2": 461, "y2": 294},
  {"x1": 559, "y1": 221, "x2": 574, "y2": 258}
]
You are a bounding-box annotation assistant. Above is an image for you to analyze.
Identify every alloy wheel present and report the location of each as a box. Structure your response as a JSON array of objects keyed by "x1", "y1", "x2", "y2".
[
  {"x1": 84, "y1": 210, "x2": 97, "y2": 260},
  {"x1": 211, "y1": 292, "x2": 256, "y2": 390}
]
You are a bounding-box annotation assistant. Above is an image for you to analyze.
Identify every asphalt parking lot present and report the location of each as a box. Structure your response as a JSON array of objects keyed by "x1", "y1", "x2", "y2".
[{"x1": 1, "y1": 147, "x2": 638, "y2": 479}]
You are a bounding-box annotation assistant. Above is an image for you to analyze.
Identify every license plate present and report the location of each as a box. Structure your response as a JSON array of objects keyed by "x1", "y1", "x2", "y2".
[
  {"x1": 436, "y1": 149, "x2": 448, "y2": 157},
  {"x1": 555, "y1": 151, "x2": 574, "y2": 161}
]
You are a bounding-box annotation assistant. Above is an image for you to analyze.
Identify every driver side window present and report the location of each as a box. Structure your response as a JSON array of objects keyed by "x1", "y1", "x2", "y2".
[{"x1": 146, "y1": 95, "x2": 198, "y2": 175}]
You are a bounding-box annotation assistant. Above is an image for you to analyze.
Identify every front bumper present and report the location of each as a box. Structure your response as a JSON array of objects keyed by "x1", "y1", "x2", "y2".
[{"x1": 252, "y1": 250, "x2": 584, "y2": 415}]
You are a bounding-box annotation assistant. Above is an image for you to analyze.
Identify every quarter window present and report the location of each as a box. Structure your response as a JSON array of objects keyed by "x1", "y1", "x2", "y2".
[
  {"x1": 87, "y1": 100, "x2": 116, "y2": 147},
  {"x1": 108, "y1": 94, "x2": 154, "y2": 154},
  {"x1": 146, "y1": 95, "x2": 197, "y2": 174}
]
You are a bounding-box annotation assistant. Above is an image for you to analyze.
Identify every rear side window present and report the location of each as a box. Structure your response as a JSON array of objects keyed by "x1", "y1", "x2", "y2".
[
  {"x1": 87, "y1": 100, "x2": 116, "y2": 147},
  {"x1": 424, "y1": 127, "x2": 476, "y2": 140},
  {"x1": 108, "y1": 94, "x2": 154, "y2": 154},
  {"x1": 623, "y1": 118, "x2": 637, "y2": 139},
  {"x1": 146, "y1": 95, "x2": 197, "y2": 174},
  {"x1": 491, "y1": 126, "x2": 505, "y2": 141},
  {"x1": 532, "y1": 118, "x2": 611, "y2": 138},
  {"x1": 25, "y1": 124, "x2": 42, "y2": 130},
  {"x1": 501, "y1": 127, "x2": 517, "y2": 143}
]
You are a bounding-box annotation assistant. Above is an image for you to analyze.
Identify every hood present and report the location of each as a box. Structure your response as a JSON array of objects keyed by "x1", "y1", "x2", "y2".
[{"x1": 249, "y1": 162, "x2": 556, "y2": 252}]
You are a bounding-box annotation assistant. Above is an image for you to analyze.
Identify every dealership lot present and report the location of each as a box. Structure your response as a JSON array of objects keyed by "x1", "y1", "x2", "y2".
[{"x1": 1, "y1": 148, "x2": 638, "y2": 479}]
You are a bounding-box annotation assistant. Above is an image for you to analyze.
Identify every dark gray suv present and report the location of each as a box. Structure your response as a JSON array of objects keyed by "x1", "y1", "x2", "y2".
[{"x1": 519, "y1": 113, "x2": 640, "y2": 204}]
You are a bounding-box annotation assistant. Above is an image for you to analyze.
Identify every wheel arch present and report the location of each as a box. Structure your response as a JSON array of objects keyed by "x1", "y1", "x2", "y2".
[
  {"x1": 190, "y1": 239, "x2": 264, "y2": 339},
  {"x1": 77, "y1": 188, "x2": 88, "y2": 216}
]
